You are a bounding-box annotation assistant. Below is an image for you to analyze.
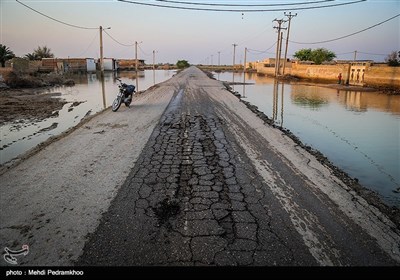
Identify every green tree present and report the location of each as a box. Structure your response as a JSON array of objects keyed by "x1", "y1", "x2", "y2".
[
  {"x1": 293, "y1": 48, "x2": 312, "y2": 62},
  {"x1": 28, "y1": 46, "x2": 54, "y2": 60},
  {"x1": 293, "y1": 48, "x2": 336, "y2": 65},
  {"x1": 385, "y1": 51, "x2": 399, "y2": 66},
  {"x1": 311, "y1": 48, "x2": 336, "y2": 65},
  {"x1": 176, "y1": 60, "x2": 190, "y2": 69},
  {"x1": 0, "y1": 44, "x2": 15, "y2": 67}
]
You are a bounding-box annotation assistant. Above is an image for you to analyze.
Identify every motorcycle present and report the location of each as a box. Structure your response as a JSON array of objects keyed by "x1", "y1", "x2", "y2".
[{"x1": 112, "y1": 78, "x2": 136, "y2": 112}]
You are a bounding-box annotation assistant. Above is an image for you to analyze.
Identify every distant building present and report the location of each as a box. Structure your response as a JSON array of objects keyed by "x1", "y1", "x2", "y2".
[
  {"x1": 259, "y1": 58, "x2": 291, "y2": 68},
  {"x1": 41, "y1": 58, "x2": 96, "y2": 73},
  {"x1": 5, "y1": 57, "x2": 41, "y2": 72},
  {"x1": 5, "y1": 57, "x2": 29, "y2": 71},
  {"x1": 101, "y1": 58, "x2": 118, "y2": 71},
  {"x1": 117, "y1": 59, "x2": 145, "y2": 70}
]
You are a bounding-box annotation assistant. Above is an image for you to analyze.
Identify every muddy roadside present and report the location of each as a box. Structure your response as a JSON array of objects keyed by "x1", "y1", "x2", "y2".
[
  {"x1": 0, "y1": 88, "x2": 67, "y2": 124},
  {"x1": 0, "y1": 71, "x2": 76, "y2": 124}
]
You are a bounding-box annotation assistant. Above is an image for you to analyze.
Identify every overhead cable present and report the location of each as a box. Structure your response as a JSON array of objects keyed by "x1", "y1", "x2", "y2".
[
  {"x1": 290, "y1": 13, "x2": 400, "y2": 44},
  {"x1": 16, "y1": 0, "x2": 98, "y2": 30},
  {"x1": 358, "y1": 51, "x2": 387, "y2": 56},
  {"x1": 103, "y1": 29, "x2": 136, "y2": 47},
  {"x1": 118, "y1": 0, "x2": 366, "y2": 12},
  {"x1": 75, "y1": 32, "x2": 99, "y2": 57},
  {"x1": 138, "y1": 45, "x2": 151, "y2": 56},
  {"x1": 248, "y1": 42, "x2": 277, "y2": 54},
  {"x1": 154, "y1": 0, "x2": 335, "y2": 7}
]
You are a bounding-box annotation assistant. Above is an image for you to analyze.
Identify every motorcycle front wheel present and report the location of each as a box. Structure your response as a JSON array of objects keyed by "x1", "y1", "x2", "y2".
[{"x1": 112, "y1": 96, "x2": 122, "y2": 112}]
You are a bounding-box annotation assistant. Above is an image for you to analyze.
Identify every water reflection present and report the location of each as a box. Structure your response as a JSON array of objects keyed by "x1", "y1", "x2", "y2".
[
  {"x1": 280, "y1": 83, "x2": 284, "y2": 127},
  {"x1": 291, "y1": 86, "x2": 329, "y2": 110},
  {"x1": 101, "y1": 76, "x2": 107, "y2": 109},
  {"x1": 269, "y1": 81, "x2": 286, "y2": 127},
  {"x1": 215, "y1": 71, "x2": 400, "y2": 207}
]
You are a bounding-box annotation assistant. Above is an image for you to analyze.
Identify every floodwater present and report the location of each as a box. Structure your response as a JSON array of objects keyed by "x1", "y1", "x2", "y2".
[
  {"x1": 0, "y1": 70, "x2": 176, "y2": 166},
  {"x1": 215, "y1": 71, "x2": 400, "y2": 207}
]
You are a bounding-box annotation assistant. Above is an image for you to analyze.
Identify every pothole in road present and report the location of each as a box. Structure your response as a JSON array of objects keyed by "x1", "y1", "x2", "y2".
[{"x1": 153, "y1": 198, "x2": 181, "y2": 226}]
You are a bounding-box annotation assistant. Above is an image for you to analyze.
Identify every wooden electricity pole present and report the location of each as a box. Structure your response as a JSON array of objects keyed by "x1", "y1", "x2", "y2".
[
  {"x1": 135, "y1": 41, "x2": 138, "y2": 90},
  {"x1": 99, "y1": 26, "x2": 104, "y2": 74},
  {"x1": 283, "y1": 12, "x2": 297, "y2": 75},
  {"x1": 273, "y1": 19, "x2": 287, "y2": 77},
  {"x1": 232, "y1": 43, "x2": 238, "y2": 71}
]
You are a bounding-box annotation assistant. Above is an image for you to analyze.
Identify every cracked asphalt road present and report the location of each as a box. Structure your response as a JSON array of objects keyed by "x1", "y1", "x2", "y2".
[{"x1": 77, "y1": 67, "x2": 399, "y2": 266}]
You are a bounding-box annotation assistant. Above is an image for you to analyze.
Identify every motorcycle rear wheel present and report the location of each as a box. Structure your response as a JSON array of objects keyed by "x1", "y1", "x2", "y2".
[
  {"x1": 112, "y1": 96, "x2": 122, "y2": 112},
  {"x1": 124, "y1": 99, "x2": 132, "y2": 107}
]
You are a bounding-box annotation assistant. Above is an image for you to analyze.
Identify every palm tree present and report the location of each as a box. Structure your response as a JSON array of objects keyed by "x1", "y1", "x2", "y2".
[
  {"x1": 0, "y1": 44, "x2": 15, "y2": 67},
  {"x1": 24, "y1": 53, "x2": 39, "y2": 61},
  {"x1": 32, "y1": 46, "x2": 54, "y2": 60}
]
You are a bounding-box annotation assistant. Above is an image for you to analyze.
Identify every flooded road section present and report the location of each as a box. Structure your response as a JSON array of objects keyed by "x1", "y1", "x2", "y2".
[
  {"x1": 215, "y1": 72, "x2": 400, "y2": 208},
  {"x1": 0, "y1": 70, "x2": 176, "y2": 166}
]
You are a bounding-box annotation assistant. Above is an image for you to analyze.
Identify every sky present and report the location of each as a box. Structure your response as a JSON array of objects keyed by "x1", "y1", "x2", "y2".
[{"x1": 1, "y1": 0, "x2": 399, "y2": 65}]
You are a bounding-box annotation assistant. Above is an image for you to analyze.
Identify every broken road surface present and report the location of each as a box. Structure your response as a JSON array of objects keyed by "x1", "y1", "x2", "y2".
[{"x1": 78, "y1": 67, "x2": 399, "y2": 266}]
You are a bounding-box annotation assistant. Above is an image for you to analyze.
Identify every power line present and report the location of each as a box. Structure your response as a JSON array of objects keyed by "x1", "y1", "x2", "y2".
[
  {"x1": 247, "y1": 42, "x2": 277, "y2": 54},
  {"x1": 334, "y1": 51, "x2": 387, "y2": 57},
  {"x1": 154, "y1": 0, "x2": 334, "y2": 7},
  {"x1": 118, "y1": 0, "x2": 366, "y2": 12},
  {"x1": 16, "y1": 0, "x2": 98, "y2": 30},
  {"x1": 358, "y1": 51, "x2": 387, "y2": 56},
  {"x1": 290, "y1": 13, "x2": 400, "y2": 44},
  {"x1": 138, "y1": 44, "x2": 151, "y2": 56},
  {"x1": 237, "y1": 25, "x2": 272, "y2": 46},
  {"x1": 103, "y1": 29, "x2": 136, "y2": 47},
  {"x1": 75, "y1": 32, "x2": 99, "y2": 57},
  {"x1": 335, "y1": 51, "x2": 356, "y2": 56}
]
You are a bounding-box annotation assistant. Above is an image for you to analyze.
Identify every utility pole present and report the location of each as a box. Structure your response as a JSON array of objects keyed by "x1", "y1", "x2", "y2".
[
  {"x1": 243, "y1": 48, "x2": 247, "y2": 98},
  {"x1": 99, "y1": 26, "x2": 111, "y2": 75},
  {"x1": 243, "y1": 47, "x2": 247, "y2": 75},
  {"x1": 135, "y1": 41, "x2": 138, "y2": 90},
  {"x1": 153, "y1": 50, "x2": 156, "y2": 70},
  {"x1": 278, "y1": 32, "x2": 284, "y2": 75},
  {"x1": 99, "y1": 26, "x2": 104, "y2": 75},
  {"x1": 232, "y1": 43, "x2": 238, "y2": 72},
  {"x1": 218, "y1": 51, "x2": 221, "y2": 66},
  {"x1": 211, "y1": 54, "x2": 213, "y2": 68},
  {"x1": 273, "y1": 19, "x2": 287, "y2": 77},
  {"x1": 243, "y1": 47, "x2": 247, "y2": 95},
  {"x1": 283, "y1": 12, "x2": 297, "y2": 75},
  {"x1": 153, "y1": 50, "x2": 156, "y2": 85}
]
